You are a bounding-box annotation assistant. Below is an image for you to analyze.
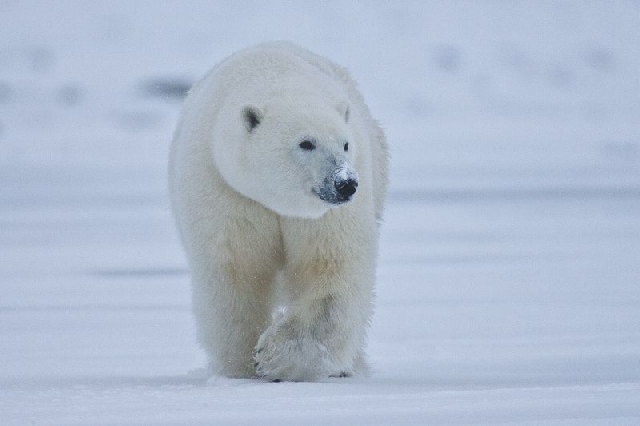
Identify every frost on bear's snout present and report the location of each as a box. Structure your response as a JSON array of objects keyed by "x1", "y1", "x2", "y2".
[
  {"x1": 314, "y1": 164, "x2": 359, "y2": 205},
  {"x1": 169, "y1": 41, "x2": 388, "y2": 381}
]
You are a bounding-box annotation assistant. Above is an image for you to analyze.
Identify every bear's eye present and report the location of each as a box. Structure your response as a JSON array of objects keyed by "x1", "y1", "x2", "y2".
[
  {"x1": 299, "y1": 140, "x2": 316, "y2": 151},
  {"x1": 343, "y1": 142, "x2": 349, "y2": 152}
]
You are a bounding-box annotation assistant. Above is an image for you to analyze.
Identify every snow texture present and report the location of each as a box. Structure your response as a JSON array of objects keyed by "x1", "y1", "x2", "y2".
[{"x1": 1, "y1": 1, "x2": 639, "y2": 424}]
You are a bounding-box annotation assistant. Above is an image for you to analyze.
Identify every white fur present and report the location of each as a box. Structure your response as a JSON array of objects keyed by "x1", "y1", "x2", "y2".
[{"x1": 169, "y1": 41, "x2": 389, "y2": 381}]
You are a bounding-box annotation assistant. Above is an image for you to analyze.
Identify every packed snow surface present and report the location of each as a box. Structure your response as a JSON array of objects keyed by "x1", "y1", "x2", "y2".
[{"x1": 1, "y1": 1, "x2": 639, "y2": 424}]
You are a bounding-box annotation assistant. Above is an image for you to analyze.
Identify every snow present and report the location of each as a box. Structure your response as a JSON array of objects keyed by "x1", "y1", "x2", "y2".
[{"x1": 1, "y1": 1, "x2": 639, "y2": 424}]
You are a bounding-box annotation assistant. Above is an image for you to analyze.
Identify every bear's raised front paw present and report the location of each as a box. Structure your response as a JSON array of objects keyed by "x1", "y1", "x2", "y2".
[{"x1": 253, "y1": 323, "x2": 337, "y2": 382}]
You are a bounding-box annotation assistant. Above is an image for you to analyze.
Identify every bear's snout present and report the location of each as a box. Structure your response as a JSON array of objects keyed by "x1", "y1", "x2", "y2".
[
  {"x1": 335, "y1": 178, "x2": 358, "y2": 199},
  {"x1": 313, "y1": 164, "x2": 359, "y2": 206}
]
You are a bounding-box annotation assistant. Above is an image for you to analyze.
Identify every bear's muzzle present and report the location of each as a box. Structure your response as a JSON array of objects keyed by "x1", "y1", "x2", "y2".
[{"x1": 314, "y1": 164, "x2": 359, "y2": 206}]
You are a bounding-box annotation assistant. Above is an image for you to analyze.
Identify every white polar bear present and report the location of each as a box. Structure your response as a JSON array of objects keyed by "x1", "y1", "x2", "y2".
[{"x1": 169, "y1": 41, "x2": 388, "y2": 381}]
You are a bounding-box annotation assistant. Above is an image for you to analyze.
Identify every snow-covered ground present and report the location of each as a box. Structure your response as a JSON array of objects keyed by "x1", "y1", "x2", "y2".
[{"x1": 1, "y1": 1, "x2": 639, "y2": 424}]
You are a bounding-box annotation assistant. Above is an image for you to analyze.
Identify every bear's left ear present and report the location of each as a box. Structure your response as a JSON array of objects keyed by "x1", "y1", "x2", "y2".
[
  {"x1": 336, "y1": 102, "x2": 350, "y2": 123},
  {"x1": 242, "y1": 105, "x2": 264, "y2": 133}
]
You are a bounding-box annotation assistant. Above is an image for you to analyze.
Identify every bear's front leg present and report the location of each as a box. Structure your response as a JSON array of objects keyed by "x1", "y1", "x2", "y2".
[
  {"x1": 254, "y1": 271, "x2": 373, "y2": 381},
  {"x1": 255, "y1": 209, "x2": 378, "y2": 382}
]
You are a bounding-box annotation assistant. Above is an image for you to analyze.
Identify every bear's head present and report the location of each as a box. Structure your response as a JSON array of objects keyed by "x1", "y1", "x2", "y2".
[{"x1": 212, "y1": 99, "x2": 358, "y2": 218}]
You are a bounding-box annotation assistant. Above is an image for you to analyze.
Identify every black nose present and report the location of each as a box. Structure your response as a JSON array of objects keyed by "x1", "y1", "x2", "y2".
[{"x1": 335, "y1": 178, "x2": 358, "y2": 198}]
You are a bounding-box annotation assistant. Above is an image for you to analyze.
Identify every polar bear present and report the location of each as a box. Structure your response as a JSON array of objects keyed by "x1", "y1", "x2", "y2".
[{"x1": 169, "y1": 41, "x2": 388, "y2": 381}]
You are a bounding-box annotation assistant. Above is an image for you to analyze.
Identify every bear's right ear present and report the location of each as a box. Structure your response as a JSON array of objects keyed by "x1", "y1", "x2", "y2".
[{"x1": 242, "y1": 105, "x2": 263, "y2": 133}]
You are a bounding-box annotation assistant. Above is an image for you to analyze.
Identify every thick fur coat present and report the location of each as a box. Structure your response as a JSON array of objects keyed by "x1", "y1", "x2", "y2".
[{"x1": 169, "y1": 41, "x2": 388, "y2": 381}]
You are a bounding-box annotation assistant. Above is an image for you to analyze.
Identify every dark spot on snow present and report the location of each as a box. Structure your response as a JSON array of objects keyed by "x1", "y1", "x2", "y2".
[
  {"x1": 547, "y1": 64, "x2": 574, "y2": 88},
  {"x1": 55, "y1": 83, "x2": 83, "y2": 107},
  {"x1": 25, "y1": 46, "x2": 55, "y2": 74},
  {"x1": 583, "y1": 46, "x2": 615, "y2": 72},
  {"x1": 140, "y1": 77, "x2": 192, "y2": 101},
  {"x1": 432, "y1": 44, "x2": 462, "y2": 73}
]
